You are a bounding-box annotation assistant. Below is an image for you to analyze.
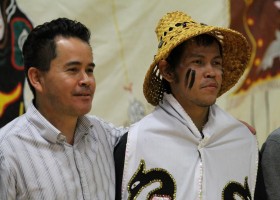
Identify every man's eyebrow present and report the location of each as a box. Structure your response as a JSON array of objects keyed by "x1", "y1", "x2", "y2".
[
  {"x1": 89, "y1": 62, "x2": 96, "y2": 67},
  {"x1": 185, "y1": 53, "x2": 204, "y2": 58},
  {"x1": 65, "y1": 61, "x2": 96, "y2": 67},
  {"x1": 186, "y1": 53, "x2": 222, "y2": 59},
  {"x1": 65, "y1": 61, "x2": 82, "y2": 67}
]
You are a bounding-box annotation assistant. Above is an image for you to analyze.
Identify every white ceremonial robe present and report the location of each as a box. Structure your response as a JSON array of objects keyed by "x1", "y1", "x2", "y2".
[{"x1": 121, "y1": 94, "x2": 259, "y2": 200}]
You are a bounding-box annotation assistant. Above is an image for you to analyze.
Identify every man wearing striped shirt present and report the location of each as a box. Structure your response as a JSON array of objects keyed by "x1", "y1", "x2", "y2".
[{"x1": 0, "y1": 18, "x2": 127, "y2": 200}]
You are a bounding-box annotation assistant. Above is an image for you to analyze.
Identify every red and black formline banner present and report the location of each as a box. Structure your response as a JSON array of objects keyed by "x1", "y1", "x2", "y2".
[
  {"x1": 230, "y1": 0, "x2": 280, "y2": 95},
  {"x1": 0, "y1": 0, "x2": 33, "y2": 127}
]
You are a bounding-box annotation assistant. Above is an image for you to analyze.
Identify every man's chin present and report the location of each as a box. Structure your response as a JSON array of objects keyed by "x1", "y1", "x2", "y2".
[
  {"x1": 76, "y1": 106, "x2": 92, "y2": 116},
  {"x1": 200, "y1": 99, "x2": 217, "y2": 107}
]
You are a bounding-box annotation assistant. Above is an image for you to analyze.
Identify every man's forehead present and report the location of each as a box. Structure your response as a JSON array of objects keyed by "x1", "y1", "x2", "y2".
[{"x1": 183, "y1": 42, "x2": 222, "y2": 57}]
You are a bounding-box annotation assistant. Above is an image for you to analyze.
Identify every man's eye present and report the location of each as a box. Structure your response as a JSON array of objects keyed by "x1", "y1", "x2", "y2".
[
  {"x1": 193, "y1": 60, "x2": 202, "y2": 65},
  {"x1": 213, "y1": 61, "x2": 223, "y2": 68},
  {"x1": 214, "y1": 61, "x2": 222, "y2": 65},
  {"x1": 86, "y1": 68, "x2": 94, "y2": 73},
  {"x1": 68, "y1": 68, "x2": 77, "y2": 72}
]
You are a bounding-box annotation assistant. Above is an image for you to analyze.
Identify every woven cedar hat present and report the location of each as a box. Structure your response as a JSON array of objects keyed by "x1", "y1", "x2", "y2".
[{"x1": 143, "y1": 11, "x2": 251, "y2": 106}]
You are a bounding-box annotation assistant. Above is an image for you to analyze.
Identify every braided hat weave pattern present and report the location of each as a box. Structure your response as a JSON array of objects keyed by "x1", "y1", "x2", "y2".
[{"x1": 143, "y1": 11, "x2": 251, "y2": 106}]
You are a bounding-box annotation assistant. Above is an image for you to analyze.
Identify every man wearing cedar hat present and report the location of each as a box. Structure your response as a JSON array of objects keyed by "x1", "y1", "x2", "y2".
[{"x1": 114, "y1": 11, "x2": 260, "y2": 199}]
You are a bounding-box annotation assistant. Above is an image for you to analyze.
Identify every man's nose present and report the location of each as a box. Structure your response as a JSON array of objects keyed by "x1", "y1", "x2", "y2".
[
  {"x1": 204, "y1": 64, "x2": 216, "y2": 78},
  {"x1": 79, "y1": 72, "x2": 91, "y2": 86}
]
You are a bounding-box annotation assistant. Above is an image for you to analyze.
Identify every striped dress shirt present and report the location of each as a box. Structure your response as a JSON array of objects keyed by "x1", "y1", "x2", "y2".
[{"x1": 0, "y1": 103, "x2": 127, "y2": 200}]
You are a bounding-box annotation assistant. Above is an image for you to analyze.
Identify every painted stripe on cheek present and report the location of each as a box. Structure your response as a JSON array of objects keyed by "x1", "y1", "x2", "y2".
[{"x1": 188, "y1": 69, "x2": 196, "y2": 89}]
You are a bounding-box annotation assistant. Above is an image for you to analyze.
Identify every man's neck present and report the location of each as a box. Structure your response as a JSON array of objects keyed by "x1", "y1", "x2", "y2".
[{"x1": 185, "y1": 106, "x2": 209, "y2": 133}]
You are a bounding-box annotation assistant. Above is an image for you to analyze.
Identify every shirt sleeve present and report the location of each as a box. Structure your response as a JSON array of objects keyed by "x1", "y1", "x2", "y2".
[
  {"x1": 254, "y1": 151, "x2": 267, "y2": 200},
  {"x1": 261, "y1": 131, "x2": 280, "y2": 200},
  {"x1": 114, "y1": 132, "x2": 128, "y2": 200},
  {"x1": 93, "y1": 116, "x2": 128, "y2": 147},
  {"x1": 0, "y1": 149, "x2": 16, "y2": 200}
]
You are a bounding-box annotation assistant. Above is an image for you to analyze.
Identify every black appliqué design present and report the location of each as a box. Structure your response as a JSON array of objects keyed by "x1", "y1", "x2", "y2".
[
  {"x1": 127, "y1": 159, "x2": 176, "y2": 200},
  {"x1": 222, "y1": 177, "x2": 252, "y2": 199}
]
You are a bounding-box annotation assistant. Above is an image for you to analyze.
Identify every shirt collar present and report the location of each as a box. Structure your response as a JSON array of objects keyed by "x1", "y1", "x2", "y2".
[
  {"x1": 26, "y1": 102, "x2": 61, "y2": 144},
  {"x1": 74, "y1": 115, "x2": 92, "y2": 142},
  {"x1": 25, "y1": 102, "x2": 91, "y2": 144},
  {"x1": 159, "y1": 93, "x2": 206, "y2": 138}
]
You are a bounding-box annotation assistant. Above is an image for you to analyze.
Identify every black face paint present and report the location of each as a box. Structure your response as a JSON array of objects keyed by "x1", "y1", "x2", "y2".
[
  {"x1": 188, "y1": 69, "x2": 196, "y2": 89},
  {"x1": 186, "y1": 68, "x2": 191, "y2": 87}
]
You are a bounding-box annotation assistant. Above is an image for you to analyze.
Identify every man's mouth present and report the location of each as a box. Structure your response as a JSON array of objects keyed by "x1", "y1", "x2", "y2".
[
  {"x1": 73, "y1": 92, "x2": 92, "y2": 97},
  {"x1": 201, "y1": 82, "x2": 218, "y2": 90}
]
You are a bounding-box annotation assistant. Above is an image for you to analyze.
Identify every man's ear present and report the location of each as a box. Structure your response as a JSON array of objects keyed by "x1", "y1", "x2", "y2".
[
  {"x1": 158, "y1": 60, "x2": 174, "y2": 82},
  {"x1": 28, "y1": 67, "x2": 43, "y2": 92}
]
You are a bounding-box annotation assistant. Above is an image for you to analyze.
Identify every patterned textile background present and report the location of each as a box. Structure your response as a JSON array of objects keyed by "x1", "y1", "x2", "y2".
[{"x1": 1, "y1": 0, "x2": 279, "y2": 147}]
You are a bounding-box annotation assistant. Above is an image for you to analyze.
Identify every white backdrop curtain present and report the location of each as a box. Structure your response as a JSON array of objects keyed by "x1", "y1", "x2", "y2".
[{"x1": 13, "y1": 0, "x2": 280, "y2": 147}]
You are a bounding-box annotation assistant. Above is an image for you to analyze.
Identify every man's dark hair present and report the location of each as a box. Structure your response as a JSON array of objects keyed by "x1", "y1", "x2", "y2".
[
  {"x1": 162, "y1": 34, "x2": 222, "y2": 94},
  {"x1": 22, "y1": 17, "x2": 91, "y2": 98}
]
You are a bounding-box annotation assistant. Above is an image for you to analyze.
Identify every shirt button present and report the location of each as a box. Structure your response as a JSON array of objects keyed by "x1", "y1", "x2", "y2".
[{"x1": 57, "y1": 133, "x2": 66, "y2": 143}]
